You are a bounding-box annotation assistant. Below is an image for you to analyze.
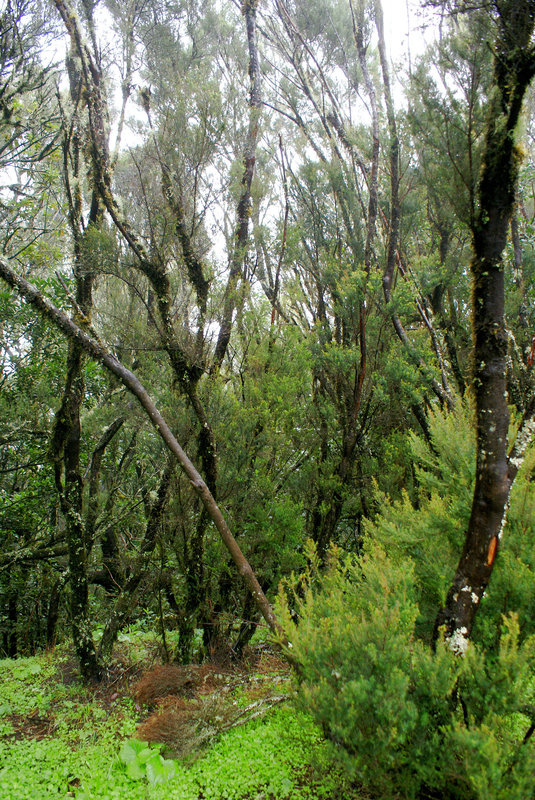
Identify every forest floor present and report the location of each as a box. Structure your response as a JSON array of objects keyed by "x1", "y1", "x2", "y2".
[{"x1": 0, "y1": 631, "x2": 361, "y2": 799}]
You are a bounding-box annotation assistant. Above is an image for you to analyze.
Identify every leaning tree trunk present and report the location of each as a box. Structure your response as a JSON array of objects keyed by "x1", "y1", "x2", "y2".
[
  {"x1": 0, "y1": 256, "x2": 283, "y2": 643},
  {"x1": 434, "y1": 1, "x2": 535, "y2": 653}
]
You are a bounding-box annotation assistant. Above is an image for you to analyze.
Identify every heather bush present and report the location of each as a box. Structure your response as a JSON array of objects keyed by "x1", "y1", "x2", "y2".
[
  {"x1": 278, "y1": 542, "x2": 535, "y2": 799},
  {"x1": 366, "y1": 403, "x2": 535, "y2": 652}
]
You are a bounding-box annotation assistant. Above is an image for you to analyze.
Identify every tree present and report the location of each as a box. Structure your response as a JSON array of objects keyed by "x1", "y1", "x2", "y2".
[
  {"x1": 434, "y1": 0, "x2": 535, "y2": 650},
  {"x1": 407, "y1": 9, "x2": 493, "y2": 398},
  {"x1": 0, "y1": 254, "x2": 283, "y2": 643},
  {"x1": 2, "y1": 0, "x2": 535, "y2": 686}
]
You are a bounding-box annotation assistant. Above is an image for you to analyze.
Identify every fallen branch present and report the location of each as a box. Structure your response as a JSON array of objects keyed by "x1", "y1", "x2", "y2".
[{"x1": 0, "y1": 256, "x2": 282, "y2": 641}]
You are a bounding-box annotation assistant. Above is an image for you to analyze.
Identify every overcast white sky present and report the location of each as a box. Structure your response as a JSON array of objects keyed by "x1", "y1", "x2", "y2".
[{"x1": 382, "y1": 0, "x2": 435, "y2": 63}]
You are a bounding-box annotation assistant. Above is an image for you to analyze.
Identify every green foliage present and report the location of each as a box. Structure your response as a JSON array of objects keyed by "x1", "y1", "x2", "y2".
[
  {"x1": 408, "y1": 9, "x2": 492, "y2": 227},
  {"x1": 118, "y1": 739, "x2": 177, "y2": 785},
  {"x1": 176, "y1": 706, "x2": 353, "y2": 800},
  {"x1": 366, "y1": 401, "x2": 535, "y2": 649},
  {"x1": 472, "y1": 443, "x2": 535, "y2": 650},
  {"x1": 240, "y1": 497, "x2": 306, "y2": 582},
  {"x1": 0, "y1": 649, "x2": 137, "y2": 799},
  {"x1": 278, "y1": 543, "x2": 535, "y2": 800},
  {"x1": 0, "y1": 655, "x2": 55, "y2": 717},
  {"x1": 365, "y1": 402, "x2": 473, "y2": 636},
  {"x1": 0, "y1": 643, "x2": 359, "y2": 800}
]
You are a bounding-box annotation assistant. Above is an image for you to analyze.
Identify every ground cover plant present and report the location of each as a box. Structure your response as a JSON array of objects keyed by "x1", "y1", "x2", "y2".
[{"x1": 0, "y1": 637, "x2": 359, "y2": 800}]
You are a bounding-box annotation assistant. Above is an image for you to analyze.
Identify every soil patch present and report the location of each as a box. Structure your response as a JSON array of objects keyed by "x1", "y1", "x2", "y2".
[{"x1": 7, "y1": 708, "x2": 56, "y2": 740}]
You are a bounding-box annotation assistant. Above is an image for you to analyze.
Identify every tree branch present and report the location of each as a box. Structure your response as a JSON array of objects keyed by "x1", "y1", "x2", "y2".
[{"x1": 0, "y1": 255, "x2": 282, "y2": 640}]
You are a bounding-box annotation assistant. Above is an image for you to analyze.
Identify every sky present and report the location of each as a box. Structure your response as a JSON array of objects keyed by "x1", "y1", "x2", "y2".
[
  {"x1": 383, "y1": 0, "x2": 412, "y2": 58},
  {"x1": 382, "y1": 0, "x2": 435, "y2": 64}
]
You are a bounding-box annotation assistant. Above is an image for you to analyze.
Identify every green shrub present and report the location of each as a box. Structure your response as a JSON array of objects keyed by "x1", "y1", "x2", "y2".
[
  {"x1": 278, "y1": 543, "x2": 535, "y2": 800},
  {"x1": 366, "y1": 402, "x2": 535, "y2": 651}
]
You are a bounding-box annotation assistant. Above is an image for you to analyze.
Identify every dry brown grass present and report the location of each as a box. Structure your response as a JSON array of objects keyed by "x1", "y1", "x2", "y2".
[
  {"x1": 133, "y1": 649, "x2": 291, "y2": 760},
  {"x1": 136, "y1": 693, "x2": 235, "y2": 758},
  {"x1": 135, "y1": 665, "x2": 198, "y2": 705}
]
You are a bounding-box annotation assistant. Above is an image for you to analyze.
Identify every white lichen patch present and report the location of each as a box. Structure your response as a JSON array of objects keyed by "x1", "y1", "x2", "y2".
[
  {"x1": 510, "y1": 416, "x2": 535, "y2": 469},
  {"x1": 331, "y1": 669, "x2": 342, "y2": 679},
  {"x1": 448, "y1": 627, "x2": 469, "y2": 656}
]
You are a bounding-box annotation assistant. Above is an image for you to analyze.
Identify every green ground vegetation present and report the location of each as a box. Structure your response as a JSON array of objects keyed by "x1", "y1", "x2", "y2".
[{"x1": 0, "y1": 638, "x2": 359, "y2": 800}]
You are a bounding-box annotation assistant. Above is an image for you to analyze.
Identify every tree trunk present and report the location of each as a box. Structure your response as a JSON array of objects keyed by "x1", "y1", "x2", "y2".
[
  {"x1": 46, "y1": 579, "x2": 61, "y2": 649},
  {"x1": 213, "y1": 0, "x2": 262, "y2": 371},
  {"x1": 434, "y1": 2, "x2": 535, "y2": 652},
  {"x1": 6, "y1": 593, "x2": 17, "y2": 657},
  {"x1": 97, "y1": 459, "x2": 174, "y2": 663},
  {"x1": 0, "y1": 257, "x2": 283, "y2": 643},
  {"x1": 56, "y1": 344, "x2": 101, "y2": 680}
]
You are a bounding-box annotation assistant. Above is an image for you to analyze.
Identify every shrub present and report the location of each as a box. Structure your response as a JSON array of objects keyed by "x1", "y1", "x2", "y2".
[
  {"x1": 366, "y1": 402, "x2": 535, "y2": 651},
  {"x1": 278, "y1": 543, "x2": 535, "y2": 800}
]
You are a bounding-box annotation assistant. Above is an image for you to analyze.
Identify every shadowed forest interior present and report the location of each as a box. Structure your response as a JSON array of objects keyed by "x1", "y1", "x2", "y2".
[{"x1": 2, "y1": 1, "x2": 535, "y2": 798}]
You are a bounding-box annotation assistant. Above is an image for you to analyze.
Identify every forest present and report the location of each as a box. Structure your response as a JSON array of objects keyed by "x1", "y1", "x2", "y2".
[{"x1": 2, "y1": 0, "x2": 535, "y2": 797}]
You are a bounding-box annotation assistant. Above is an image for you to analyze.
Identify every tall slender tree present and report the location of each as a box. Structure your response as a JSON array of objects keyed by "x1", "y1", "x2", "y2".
[{"x1": 434, "y1": 0, "x2": 535, "y2": 651}]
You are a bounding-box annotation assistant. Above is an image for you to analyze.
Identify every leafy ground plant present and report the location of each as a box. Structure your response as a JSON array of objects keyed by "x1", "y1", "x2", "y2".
[
  {"x1": 0, "y1": 638, "x2": 359, "y2": 799},
  {"x1": 118, "y1": 738, "x2": 177, "y2": 785}
]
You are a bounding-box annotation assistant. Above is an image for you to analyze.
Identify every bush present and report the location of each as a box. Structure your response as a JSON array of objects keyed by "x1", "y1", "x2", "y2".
[
  {"x1": 366, "y1": 402, "x2": 535, "y2": 651},
  {"x1": 278, "y1": 542, "x2": 535, "y2": 800}
]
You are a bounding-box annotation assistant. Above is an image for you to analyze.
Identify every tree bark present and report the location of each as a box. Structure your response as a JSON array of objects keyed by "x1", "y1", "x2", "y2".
[
  {"x1": 434, "y1": 2, "x2": 535, "y2": 652},
  {"x1": 97, "y1": 458, "x2": 174, "y2": 663},
  {"x1": 0, "y1": 257, "x2": 283, "y2": 641},
  {"x1": 51, "y1": 340, "x2": 101, "y2": 680},
  {"x1": 213, "y1": 0, "x2": 262, "y2": 371}
]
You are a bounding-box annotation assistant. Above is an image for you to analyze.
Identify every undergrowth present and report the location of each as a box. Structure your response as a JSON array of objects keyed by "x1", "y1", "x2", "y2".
[{"x1": 0, "y1": 640, "x2": 358, "y2": 800}]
